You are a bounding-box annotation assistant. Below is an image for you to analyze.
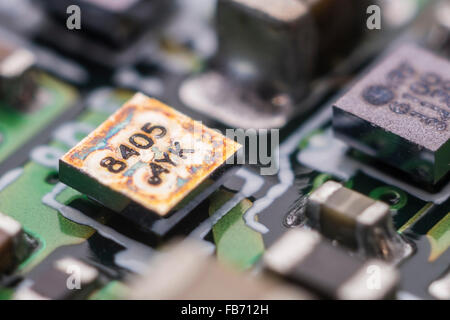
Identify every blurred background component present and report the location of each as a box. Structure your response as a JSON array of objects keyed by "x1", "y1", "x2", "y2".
[
  {"x1": 39, "y1": 0, "x2": 168, "y2": 48},
  {"x1": 0, "y1": 38, "x2": 36, "y2": 109},
  {"x1": 0, "y1": 212, "x2": 27, "y2": 274},
  {"x1": 14, "y1": 257, "x2": 100, "y2": 300},
  {"x1": 180, "y1": 0, "x2": 369, "y2": 129},
  {"x1": 128, "y1": 240, "x2": 314, "y2": 300}
]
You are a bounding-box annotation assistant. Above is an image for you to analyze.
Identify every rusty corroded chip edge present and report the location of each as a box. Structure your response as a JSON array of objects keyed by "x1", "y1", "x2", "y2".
[{"x1": 59, "y1": 92, "x2": 242, "y2": 216}]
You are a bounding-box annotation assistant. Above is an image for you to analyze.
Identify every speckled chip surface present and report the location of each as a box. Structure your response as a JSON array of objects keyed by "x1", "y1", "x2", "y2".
[
  {"x1": 333, "y1": 44, "x2": 450, "y2": 185},
  {"x1": 60, "y1": 93, "x2": 242, "y2": 216}
]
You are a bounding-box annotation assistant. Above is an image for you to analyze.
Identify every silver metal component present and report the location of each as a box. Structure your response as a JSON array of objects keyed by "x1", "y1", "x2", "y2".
[
  {"x1": 307, "y1": 180, "x2": 342, "y2": 225},
  {"x1": 337, "y1": 260, "x2": 399, "y2": 300},
  {"x1": 14, "y1": 287, "x2": 49, "y2": 301},
  {"x1": 179, "y1": 71, "x2": 292, "y2": 129},
  {"x1": 309, "y1": 180, "x2": 342, "y2": 204},
  {"x1": 54, "y1": 257, "x2": 99, "y2": 284},
  {"x1": 378, "y1": 0, "x2": 420, "y2": 29},
  {"x1": 181, "y1": 0, "x2": 368, "y2": 128},
  {"x1": 429, "y1": 271, "x2": 450, "y2": 300},
  {"x1": 0, "y1": 39, "x2": 36, "y2": 108},
  {"x1": 263, "y1": 228, "x2": 399, "y2": 299},
  {"x1": 427, "y1": 0, "x2": 450, "y2": 56},
  {"x1": 357, "y1": 201, "x2": 390, "y2": 226},
  {"x1": 0, "y1": 211, "x2": 22, "y2": 237},
  {"x1": 0, "y1": 48, "x2": 35, "y2": 78},
  {"x1": 128, "y1": 240, "x2": 314, "y2": 300},
  {"x1": 264, "y1": 229, "x2": 320, "y2": 274},
  {"x1": 0, "y1": 211, "x2": 26, "y2": 273}
]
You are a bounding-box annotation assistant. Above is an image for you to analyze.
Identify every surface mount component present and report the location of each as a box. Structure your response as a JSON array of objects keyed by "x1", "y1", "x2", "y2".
[
  {"x1": 59, "y1": 93, "x2": 241, "y2": 230},
  {"x1": 0, "y1": 40, "x2": 36, "y2": 109},
  {"x1": 427, "y1": 0, "x2": 450, "y2": 57},
  {"x1": 0, "y1": 212, "x2": 26, "y2": 274},
  {"x1": 264, "y1": 229, "x2": 399, "y2": 300},
  {"x1": 39, "y1": 0, "x2": 168, "y2": 47},
  {"x1": 333, "y1": 44, "x2": 450, "y2": 186},
  {"x1": 429, "y1": 270, "x2": 450, "y2": 300},
  {"x1": 216, "y1": 0, "x2": 316, "y2": 99},
  {"x1": 14, "y1": 257, "x2": 99, "y2": 300},
  {"x1": 128, "y1": 240, "x2": 314, "y2": 300},
  {"x1": 180, "y1": 0, "x2": 368, "y2": 128},
  {"x1": 306, "y1": 181, "x2": 411, "y2": 262},
  {"x1": 216, "y1": 0, "x2": 366, "y2": 96}
]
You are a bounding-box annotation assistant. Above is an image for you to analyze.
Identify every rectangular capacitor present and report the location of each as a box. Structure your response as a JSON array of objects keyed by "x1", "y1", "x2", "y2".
[
  {"x1": 0, "y1": 212, "x2": 26, "y2": 273},
  {"x1": 264, "y1": 229, "x2": 399, "y2": 299},
  {"x1": 306, "y1": 181, "x2": 410, "y2": 262},
  {"x1": 333, "y1": 44, "x2": 450, "y2": 186},
  {"x1": 0, "y1": 39, "x2": 36, "y2": 109},
  {"x1": 128, "y1": 240, "x2": 314, "y2": 300}
]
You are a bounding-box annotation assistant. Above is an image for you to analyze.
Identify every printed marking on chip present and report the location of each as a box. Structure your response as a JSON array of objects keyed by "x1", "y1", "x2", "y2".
[
  {"x1": 333, "y1": 44, "x2": 450, "y2": 185},
  {"x1": 59, "y1": 93, "x2": 242, "y2": 216}
]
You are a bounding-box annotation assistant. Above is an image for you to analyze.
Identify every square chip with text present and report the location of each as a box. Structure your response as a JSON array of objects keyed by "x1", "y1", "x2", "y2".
[
  {"x1": 333, "y1": 44, "x2": 450, "y2": 186},
  {"x1": 59, "y1": 93, "x2": 242, "y2": 217}
]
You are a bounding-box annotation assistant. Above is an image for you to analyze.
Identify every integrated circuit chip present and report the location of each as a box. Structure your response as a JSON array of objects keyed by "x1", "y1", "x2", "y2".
[
  {"x1": 333, "y1": 44, "x2": 450, "y2": 185},
  {"x1": 59, "y1": 93, "x2": 242, "y2": 218}
]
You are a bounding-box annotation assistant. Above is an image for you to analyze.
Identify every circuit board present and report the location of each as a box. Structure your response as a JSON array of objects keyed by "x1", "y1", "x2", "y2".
[{"x1": 0, "y1": 0, "x2": 449, "y2": 302}]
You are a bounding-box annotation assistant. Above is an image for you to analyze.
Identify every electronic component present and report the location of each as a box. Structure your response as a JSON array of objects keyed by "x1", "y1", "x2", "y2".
[
  {"x1": 216, "y1": 0, "x2": 316, "y2": 98},
  {"x1": 429, "y1": 270, "x2": 450, "y2": 300},
  {"x1": 306, "y1": 180, "x2": 411, "y2": 262},
  {"x1": 0, "y1": 40, "x2": 36, "y2": 109},
  {"x1": 333, "y1": 44, "x2": 450, "y2": 186},
  {"x1": 264, "y1": 229, "x2": 399, "y2": 299},
  {"x1": 0, "y1": 212, "x2": 26, "y2": 274},
  {"x1": 427, "y1": 0, "x2": 450, "y2": 56},
  {"x1": 39, "y1": 0, "x2": 168, "y2": 47},
  {"x1": 14, "y1": 257, "x2": 99, "y2": 300},
  {"x1": 59, "y1": 93, "x2": 241, "y2": 226},
  {"x1": 128, "y1": 240, "x2": 314, "y2": 300},
  {"x1": 180, "y1": 0, "x2": 367, "y2": 128},
  {"x1": 216, "y1": 0, "x2": 366, "y2": 97},
  {"x1": 376, "y1": 0, "x2": 423, "y2": 30}
]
